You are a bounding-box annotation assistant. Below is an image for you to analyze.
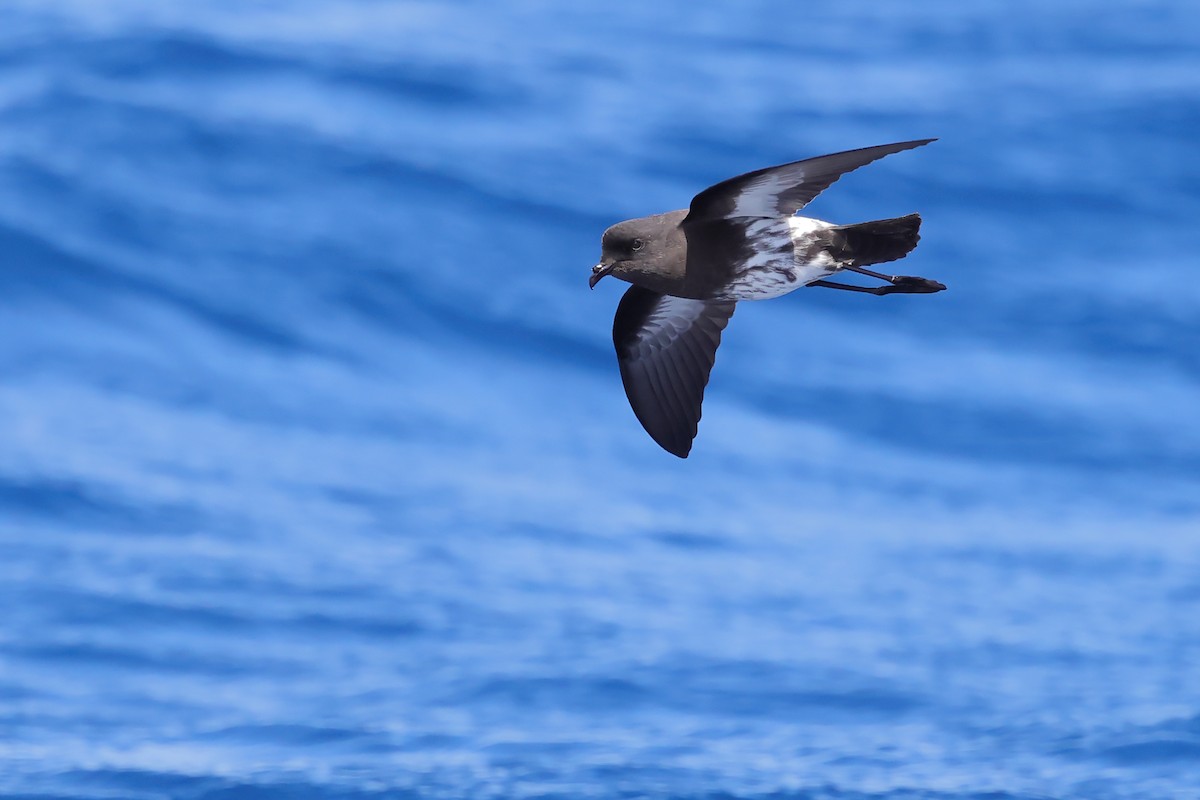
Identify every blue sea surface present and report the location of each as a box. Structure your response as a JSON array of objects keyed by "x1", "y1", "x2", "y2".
[{"x1": 1, "y1": 1, "x2": 1199, "y2": 798}]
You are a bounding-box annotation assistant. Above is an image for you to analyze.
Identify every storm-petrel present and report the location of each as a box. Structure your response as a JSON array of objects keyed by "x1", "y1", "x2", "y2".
[{"x1": 589, "y1": 139, "x2": 944, "y2": 458}]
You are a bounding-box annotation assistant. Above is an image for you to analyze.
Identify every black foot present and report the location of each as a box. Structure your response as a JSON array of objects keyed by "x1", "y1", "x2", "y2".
[{"x1": 880, "y1": 276, "x2": 947, "y2": 295}]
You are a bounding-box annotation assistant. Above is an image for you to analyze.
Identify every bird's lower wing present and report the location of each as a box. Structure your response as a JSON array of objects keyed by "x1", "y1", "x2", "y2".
[{"x1": 612, "y1": 285, "x2": 736, "y2": 458}]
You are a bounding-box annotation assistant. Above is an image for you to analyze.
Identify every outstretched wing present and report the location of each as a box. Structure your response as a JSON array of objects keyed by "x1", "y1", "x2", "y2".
[
  {"x1": 612, "y1": 285, "x2": 736, "y2": 458},
  {"x1": 682, "y1": 139, "x2": 935, "y2": 224}
]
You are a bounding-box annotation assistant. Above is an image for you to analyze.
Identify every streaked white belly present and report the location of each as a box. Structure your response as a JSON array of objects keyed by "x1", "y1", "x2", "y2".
[{"x1": 717, "y1": 216, "x2": 838, "y2": 301}]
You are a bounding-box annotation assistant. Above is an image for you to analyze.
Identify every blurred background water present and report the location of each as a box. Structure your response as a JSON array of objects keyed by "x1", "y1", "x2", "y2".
[{"x1": 1, "y1": 1, "x2": 1199, "y2": 798}]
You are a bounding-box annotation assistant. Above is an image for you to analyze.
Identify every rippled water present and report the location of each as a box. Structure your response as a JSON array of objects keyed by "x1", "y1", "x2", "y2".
[{"x1": 1, "y1": 1, "x2": 1199, "y2": 798}]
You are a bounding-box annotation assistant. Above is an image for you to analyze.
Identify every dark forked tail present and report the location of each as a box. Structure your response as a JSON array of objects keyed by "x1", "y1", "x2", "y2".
[{"x1": 829, "y1": 213, "x2": 922, "y2": 267}]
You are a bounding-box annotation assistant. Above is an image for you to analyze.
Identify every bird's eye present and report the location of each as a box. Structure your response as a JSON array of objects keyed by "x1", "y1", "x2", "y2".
[{"x1": 631, "y1": 239, "x2": 644, "y2": 251}]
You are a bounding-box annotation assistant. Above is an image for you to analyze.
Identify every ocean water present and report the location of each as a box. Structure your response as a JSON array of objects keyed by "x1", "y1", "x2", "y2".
[{"x1": 1, "y1": 1, "x2": 1198, "y2": 798}]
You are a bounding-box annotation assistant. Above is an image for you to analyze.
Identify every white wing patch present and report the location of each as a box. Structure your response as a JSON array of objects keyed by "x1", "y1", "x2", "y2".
[
  {"x1": 630, "y1": 295, "x2": 710, "y2": 353},
  {"x1": 730, "y1": 173, "x2": 789, "y2": 218}
]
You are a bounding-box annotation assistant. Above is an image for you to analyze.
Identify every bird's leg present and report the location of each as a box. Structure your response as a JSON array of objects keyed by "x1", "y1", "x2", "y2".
[
  {"x1": 808, "y1": 279, "x2": 890, "y2": 295},
  {"x1": 841, "y1": 265, "x2": 947, "y2": 294},
  {"x1": 842, "y1": 264, "x2": 895, "y2": 282},
  {"x1": 809, "y1": 276, "x2": 947, "y2": 295}
]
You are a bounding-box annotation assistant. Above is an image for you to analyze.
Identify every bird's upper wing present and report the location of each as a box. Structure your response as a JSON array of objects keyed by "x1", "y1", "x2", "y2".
[
  {"x1": 681, "y1": 139, "x2": 936, "y2": 224},
  {"x1": 612, "y1": 285, "x2": 736, "y2": 458}
]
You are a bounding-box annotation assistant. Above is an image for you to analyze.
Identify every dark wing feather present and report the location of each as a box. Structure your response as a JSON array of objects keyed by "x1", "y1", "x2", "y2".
[
  {"x1": 682, "y1": 139, "x2": 935, "y2": 224},
  {"x1": 612, "y1": 285, "x2": 736, "y2": 458}
]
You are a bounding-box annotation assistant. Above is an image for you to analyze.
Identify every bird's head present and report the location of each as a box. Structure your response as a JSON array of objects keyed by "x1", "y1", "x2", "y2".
[{"x1": 589, "y1": 214, "x2": 684, "y2": 289}]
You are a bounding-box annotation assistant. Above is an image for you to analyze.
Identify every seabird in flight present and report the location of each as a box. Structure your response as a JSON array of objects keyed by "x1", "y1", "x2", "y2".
[{"x1": 589, "y1": 139, "x2": 944, "y2": 458}]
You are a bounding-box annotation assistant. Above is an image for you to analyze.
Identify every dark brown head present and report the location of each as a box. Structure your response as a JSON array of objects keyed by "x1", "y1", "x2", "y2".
[{"x1": 589, "y1": 211, "x2": 687, "y2": 291}]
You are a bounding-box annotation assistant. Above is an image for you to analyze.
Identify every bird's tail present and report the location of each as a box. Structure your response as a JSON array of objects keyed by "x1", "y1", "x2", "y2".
[{"x1": 828, "y1": 213, "x2": 922, "y2": 268}]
